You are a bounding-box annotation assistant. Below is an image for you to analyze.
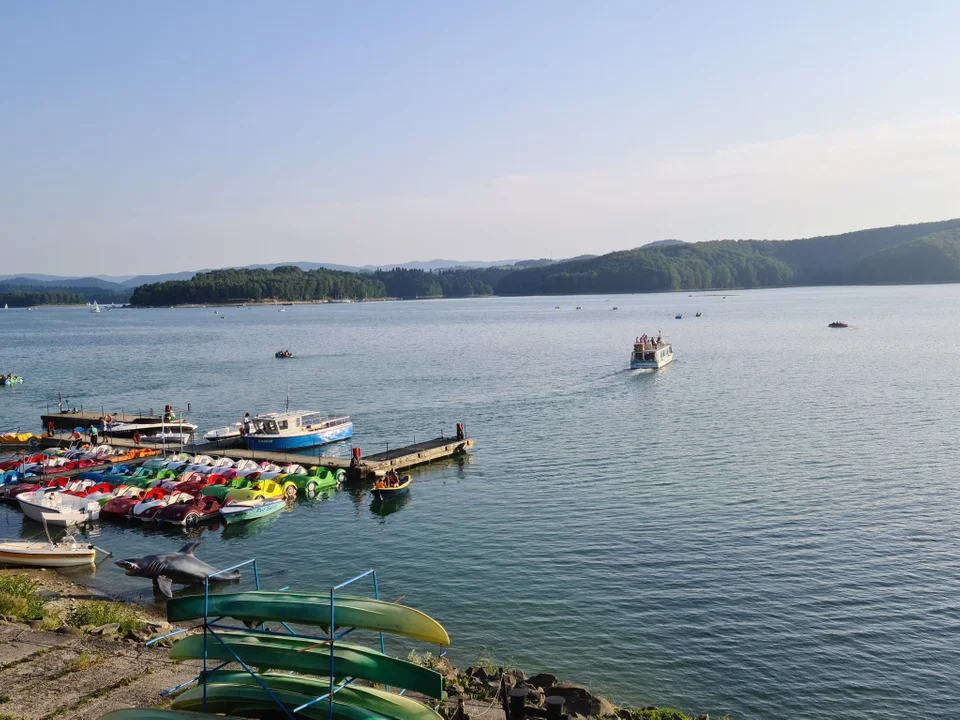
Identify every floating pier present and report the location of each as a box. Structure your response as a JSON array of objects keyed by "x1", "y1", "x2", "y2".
[{"x1": 39, "y1": 422, "x2": 474, "y2": 480}]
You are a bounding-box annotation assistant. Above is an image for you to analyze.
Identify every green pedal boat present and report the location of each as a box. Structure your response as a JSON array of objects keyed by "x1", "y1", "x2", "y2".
[
  {"x1": 166, "y1": 591, "x2": 450, "y2": 645},
  {"x1": 170, "y1": 629, "x2": 443, "y2": 698}
]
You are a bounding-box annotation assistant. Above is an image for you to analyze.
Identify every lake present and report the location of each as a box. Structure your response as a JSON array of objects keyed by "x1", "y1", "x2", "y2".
[{"x1": 1, "y1": 286, "x2": 959, "y2": 719}]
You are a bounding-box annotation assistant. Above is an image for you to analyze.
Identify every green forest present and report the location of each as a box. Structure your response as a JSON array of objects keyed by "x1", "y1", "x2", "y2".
[
  {"x1": 130, "y1": 266, "x2": 387, "y2": 306},
  {"x1": 0, "y1": 285, "x2": 131, "y2": 307},
  {"x1": 127, "y1": 219, "x2": 960, "y2": 305}
]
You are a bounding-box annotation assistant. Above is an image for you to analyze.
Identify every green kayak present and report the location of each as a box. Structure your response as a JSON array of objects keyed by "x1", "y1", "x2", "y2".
[
  {"x1": 172, "y1": 670, "x2": 442, "y2": 720},
  {"x1": 167, "y1": 591, "x2": 450, "y2": 645},
  {"x1": 170, "y1": 629, "x2": 442, "y2": 698},
  {"x1": 96, "y1": 712, "x2": 224, "y2": 720}
]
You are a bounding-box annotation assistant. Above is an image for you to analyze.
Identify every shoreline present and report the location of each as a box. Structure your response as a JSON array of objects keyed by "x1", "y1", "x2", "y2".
[{"x1": 0, "y1": 567, "x2": 720, "y2": 720}]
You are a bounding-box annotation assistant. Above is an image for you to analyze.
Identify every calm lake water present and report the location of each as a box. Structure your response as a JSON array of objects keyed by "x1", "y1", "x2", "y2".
[{"x1": 1, "y1": 287, "x2": 959, "y2": 719}]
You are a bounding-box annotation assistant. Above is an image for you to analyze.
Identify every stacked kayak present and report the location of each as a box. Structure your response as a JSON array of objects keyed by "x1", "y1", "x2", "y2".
[{"x1": 160, "y1": 588, "x2": 449, "y2": 720}]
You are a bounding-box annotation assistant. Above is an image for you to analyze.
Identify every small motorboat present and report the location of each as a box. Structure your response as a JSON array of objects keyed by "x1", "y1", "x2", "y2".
[
  {"x1": 828, "y1": 321, "x2": 849, "y2": 328},
  {"x1": 141, "y1": 431, "x2": 193, "y2": 445},
  {"x1": 675, "y1": 314, "x2": 683, "y2": 319},
  {"x1": 275, "y1": 350, "x2": 293, "y2": 359},
  {"x1": 695, "y1": 312, "x2": 702, "y2": 317},
  {"x1": 219, "y1": 496, "x2": 287, "y2": 524},
  {"x1": 0, "y1": 375, "x2": 24, "y2": 386},
  {"x1": 372, "y1": 473, "x2": 411, "y2": 501},
  {"x1": 203, "y1": 423, "x2": 242, "y2": 442},
  {"x1": 17, "y1": 488, "x2": 102, "y2": 523},
  {"x1": 0, "y1": 536, "x2": 97, "y2": 567}
]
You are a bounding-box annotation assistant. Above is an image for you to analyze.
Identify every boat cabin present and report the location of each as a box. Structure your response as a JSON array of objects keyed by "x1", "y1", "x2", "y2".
[{"x1": 251, "y1": 411, "x2": 351, "y2": 436}]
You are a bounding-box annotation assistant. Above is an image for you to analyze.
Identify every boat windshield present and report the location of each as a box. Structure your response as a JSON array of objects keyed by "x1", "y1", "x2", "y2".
[{"x1": 257, "y1": 420, "x2": 278, "y2": 434}]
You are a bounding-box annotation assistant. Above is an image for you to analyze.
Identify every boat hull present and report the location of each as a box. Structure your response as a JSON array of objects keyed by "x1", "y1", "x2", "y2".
[
  {"x1": 219, "y1": 498, "x2": 286, "y2": 524},
  {"x1": 0, "y1": 546, "x2": 96, "y2": 567},
  {"x1": 244, "y1": 422, "x2": 353, "y2": 451},
  {"x1": 630, "y1": 355, "x2": 674, "y2": 370},
  {"x1": 17, "y1": 490, "x2": 101, "y2": 523}
]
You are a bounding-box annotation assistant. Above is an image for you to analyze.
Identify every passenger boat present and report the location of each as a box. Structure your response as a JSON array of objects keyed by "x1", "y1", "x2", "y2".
[
  {"x1": 372, "y1": 474, "x2": 411, "y2": 501},
  {"x1": 0, "y1": 536, "x2": 97, "y2": 567},
  {"x1": 630, "y1": 336, "x2": 674, "y2": 370},
  {"x1": 219, "y1": 496, "x2": 287, "y2": 524},
  {"x1": 243, "y1": 410, "x2": 353, "y2": 451}
]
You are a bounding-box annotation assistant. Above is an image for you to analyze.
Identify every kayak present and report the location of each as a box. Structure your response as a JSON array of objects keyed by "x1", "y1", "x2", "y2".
[
  {"x1": 172, "y1": 671, "x2": 442, "y2": 720},
  {"x1": 167, "y1": 590, "x2": 450, "y2": 645},
  {"x1": 97, "y1": 712, "x2": 222, "y2": 720},
  {"x1": 169, "y1": 630, "x2": 443, "y2": 697}
]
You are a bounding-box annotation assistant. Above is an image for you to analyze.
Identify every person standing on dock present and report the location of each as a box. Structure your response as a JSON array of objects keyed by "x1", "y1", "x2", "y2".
[{"x1": 90, "y1": 423, "x2": 99, "y2": 447}]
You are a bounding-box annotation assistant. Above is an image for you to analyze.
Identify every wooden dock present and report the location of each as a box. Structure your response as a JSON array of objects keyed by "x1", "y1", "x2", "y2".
[{"x1": 39, "y1": 425, "x2": 474, "y2": 479}]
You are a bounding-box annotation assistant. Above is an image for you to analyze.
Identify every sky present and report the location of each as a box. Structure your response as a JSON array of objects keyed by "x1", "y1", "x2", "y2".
[{"x1": 2, "y1": 0, "x2": 960, "y2": 276}]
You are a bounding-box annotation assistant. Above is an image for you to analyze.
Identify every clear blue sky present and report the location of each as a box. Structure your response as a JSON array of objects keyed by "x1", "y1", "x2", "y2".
[{"x1": 2, "y1": 1, "x2": 959, "y2": 276}]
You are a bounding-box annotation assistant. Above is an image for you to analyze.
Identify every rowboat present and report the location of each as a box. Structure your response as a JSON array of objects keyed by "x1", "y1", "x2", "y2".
[
  {"x1": 172, "y1": 671, "x2": 443, "y2": 720},
  {"x1": 372, "y1": 474, "x2": 411, "y2": 501},
  {"x1": 219, "y1": 497, "x2": 286, "y2": 524},
  {"x1": 170, "y1": 630, "x2": 443, "y2": 698},
  {"x1": 0, "y1": 536, "x2": 96, "y2": 567},
  {"x1": 167, "y1": 590, "x2": 450, "y2": 644}
]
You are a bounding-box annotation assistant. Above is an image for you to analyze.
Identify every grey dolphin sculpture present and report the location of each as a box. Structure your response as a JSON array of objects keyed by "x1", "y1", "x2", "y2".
[{"x1": 115, "y1": 541, "x2": 241, "y2": 598}]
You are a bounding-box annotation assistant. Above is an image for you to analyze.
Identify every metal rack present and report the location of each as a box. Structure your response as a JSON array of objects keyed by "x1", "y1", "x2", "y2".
[{"x1": 149, "y1": 559, "x2": 390, "y2": 719}]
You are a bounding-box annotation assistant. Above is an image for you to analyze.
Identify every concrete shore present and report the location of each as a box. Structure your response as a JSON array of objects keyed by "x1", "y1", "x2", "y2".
[{"x1": 0, "y1": 568, "x2": 717, "y2": 720}]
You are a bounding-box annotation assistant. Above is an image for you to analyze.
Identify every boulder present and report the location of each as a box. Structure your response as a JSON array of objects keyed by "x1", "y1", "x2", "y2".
[
  {"x1": 29, "y1": 620, "x2": 44, "y2": 630},
  {"x1": 93, "y1": 622, "x2": 121, "y2": 636},
  {"x1": 543, "y1": 683, "x2": 616, "y2": 718},
  {"x1": 465, "y1": 665, "x2": 489, "y2": 683},
  {"x1": 56, "y1": 625, "x2": 84, "y2": 637},
  {"x1": 528, "y1": 672, "x2": 558, "y2": 689}
]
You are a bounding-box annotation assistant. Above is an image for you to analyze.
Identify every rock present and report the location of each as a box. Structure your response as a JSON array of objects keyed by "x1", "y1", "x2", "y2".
[
  {"x1": 93, "y1": 622, "x2": 121, "y2": 635},
  {"x1": 465, "y1": 665, "x2": 489, "y2": 682},
  {"x1": 543, "y1": 683, "x2": 616, "y2": 718},
  {"x1": 528, "y1": 672, "x2": 558, "y2": 689},
  {"x1": 29, "y1": 620, "x2": 44, "y2": 630},
  {"x1": 145, "y1": 619, "x2": 171, "y2": 631},
  {"x1": 505, "y1": 668, "x2": 527, "y2": 682},
  {"x1": 57, "y1": 625, "x2": 84, "y2": 637},
  {"x1": 527, "y1": 689, "x2": 544, "y2": 706},
  {"x1": 126, "y1": 628, "x2": 153, "y2": 643},
  {"x1": 617, "y1": 710, "x2": 633, "y2": 719},
  {"x1": 695, "y1": 715, "x2": 709, "y2": 720},
  {"x1": 35, "y1": 590, "x2": 61, "y2": 600}
]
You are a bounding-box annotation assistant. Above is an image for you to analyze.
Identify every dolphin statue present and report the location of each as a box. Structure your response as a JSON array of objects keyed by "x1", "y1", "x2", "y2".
[{"x1": 115, "y1": 541, "x2": 241, "y2": 598}]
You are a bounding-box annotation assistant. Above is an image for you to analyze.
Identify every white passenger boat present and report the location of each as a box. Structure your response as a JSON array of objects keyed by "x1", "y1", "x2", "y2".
[
  {"x1": 203, "y1": 422, "x2": 242, "y2": 442},
  {"x1": 630, "y1": 335, "x2": 674, "y2": 370}
]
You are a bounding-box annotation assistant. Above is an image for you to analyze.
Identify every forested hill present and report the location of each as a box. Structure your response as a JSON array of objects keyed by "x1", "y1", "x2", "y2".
[
  {"x1": 496, "y1": 219, "x2": 960, "y2": 295},
  {"x1": 128, "y1": 219, "x2": 960, "y2": 304},
  {"x1": 129, "y1": 266, "x2": 387, "y2": 306}
]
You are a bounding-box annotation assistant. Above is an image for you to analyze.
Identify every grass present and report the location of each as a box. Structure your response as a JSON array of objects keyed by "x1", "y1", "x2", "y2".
[
  {"x1": 64, "y1": 651, "x2": 103, "y2": 674},
  {"x1": 0, "y1": 572, "x2": 47, "y2": 622},
  {"x1": 64, "y1": 600, "x2": 146, "y2": 634},
  {"x1": 42, "y1": 672, "x2": 146, "y2": 719},
  {"x1": 0, "y1": 695, "x2": 9, "y2": 704}
]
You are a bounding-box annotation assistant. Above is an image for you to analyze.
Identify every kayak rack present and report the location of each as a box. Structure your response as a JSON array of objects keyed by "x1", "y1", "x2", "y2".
[{"x1": 151, "y1": 559, "x2": 395, "y2": 720}]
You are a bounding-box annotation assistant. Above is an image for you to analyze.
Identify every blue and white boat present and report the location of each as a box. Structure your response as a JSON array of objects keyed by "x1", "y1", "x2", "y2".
[
  {"x1": 220, "y1": 497, "x2": 286, "y2": 524},
  {"x1": 243, "y1": 410, "x2": 353, "y2": 451}
]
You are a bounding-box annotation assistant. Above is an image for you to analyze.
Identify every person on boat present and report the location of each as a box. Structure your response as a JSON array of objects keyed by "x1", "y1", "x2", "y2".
[
  {"x1": 386, "y1": 470, "x2": 400, "y2": 487},
  {"x1": 164, "y1": 404, "x2": 175, "y2": 422},
  {"x1": 242, "y1": 413, "x2": 252, "y2": 436}
]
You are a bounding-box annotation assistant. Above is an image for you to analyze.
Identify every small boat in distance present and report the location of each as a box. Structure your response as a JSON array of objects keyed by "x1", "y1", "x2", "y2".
[
  {"x1": 675, "y1": 313, "x2": 682, "y2": 319},
  {"x1": 275, "y1": 350, "x2": 293, "y2": 358},
  {"x1": 243, "y1": 410, "x2": 353, "y2": 451},
  {"x1": 90, "y1": 301, "x2": 101, "y2": 313},
  {"x1": 828, "y1": 321, "x2": 849, "y2": 328},
  {"x1": 630, "y1": 335, "x2": 674, "y2": 370}
]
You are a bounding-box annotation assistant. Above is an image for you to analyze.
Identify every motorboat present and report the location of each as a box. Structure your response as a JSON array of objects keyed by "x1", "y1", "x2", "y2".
[
  {"x1": 243, "y1": 410, "x2": 353, "y2": 451},
  {"x1": 203, "y1": 423, "x2": 242, "y2": 442},
  {"x1": 17, "y1": 488, "x2": 102, "y2": 523},
  {"x1": 90, "y1": 301, "x2": 101, "y2": 313},
  {"x1": 828, "y1": 321, "x2": 849, "y2": 328},
  {"x1": 0, "y1": 536, "x2": 96, "y2": 567}
]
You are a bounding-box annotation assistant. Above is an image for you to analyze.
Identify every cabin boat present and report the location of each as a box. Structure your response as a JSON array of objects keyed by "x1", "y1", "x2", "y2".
[
  {"x1": 630, "y1": 338, "x2": 674, "y2": 370},
  {"x1": 243, "y1": 410, "x2": 353, "y2": 451}
]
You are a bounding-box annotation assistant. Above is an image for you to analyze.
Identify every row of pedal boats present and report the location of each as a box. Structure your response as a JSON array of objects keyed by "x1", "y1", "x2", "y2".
[{"x1": 1, "y1": 450, "x2": 412, "y2": 527}]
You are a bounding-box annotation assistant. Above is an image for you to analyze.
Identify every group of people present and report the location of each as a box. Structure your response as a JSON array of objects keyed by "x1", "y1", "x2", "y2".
[
  {"x1": 275, "y1": 349, "x2": 293, "y2": 358},
  {"x1": 635, "y1": 332, "x2": 664, "y2": 349},
  {"x1": 376, "y1": 469, "x2": 404, "y2": 489},
  {"x1": 0, "y1": 374, "x2": 20, "y2": 383}
]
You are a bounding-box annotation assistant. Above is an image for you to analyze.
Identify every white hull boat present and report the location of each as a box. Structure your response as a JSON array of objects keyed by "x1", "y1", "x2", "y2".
[
  {"x1": 0, "y1": 537, "x2": 96, "y2": 567},
  {"x1": 17, "y1": 489, "x2": 101, "y2": 523},
  {"x1": 203, "y1": 423, "x2": 242, "y2": 442}
]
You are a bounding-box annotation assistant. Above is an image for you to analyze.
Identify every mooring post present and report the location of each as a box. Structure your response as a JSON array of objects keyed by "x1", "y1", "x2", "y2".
[
  {"x1": 545, "y1": 696, "x2": 565, "y2": 719},
  {"x1": 509, "y1": 687, "x2": 529, "y2": 719}
]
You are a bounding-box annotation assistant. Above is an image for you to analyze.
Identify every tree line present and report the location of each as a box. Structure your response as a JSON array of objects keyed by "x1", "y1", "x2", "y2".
[{"x1": 0, "y1": 285, "x2": 132, "y2": 307}]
